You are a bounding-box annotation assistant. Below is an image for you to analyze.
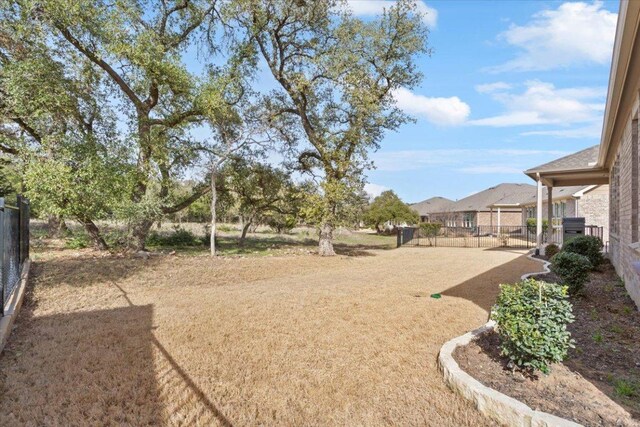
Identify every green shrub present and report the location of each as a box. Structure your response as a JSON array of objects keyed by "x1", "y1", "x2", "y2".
[
  {"x1": 550, "y1": 251, "x2": 592, "y2": 294},
  {"x1": 491, "y1": 279, "x2": 575, "y2": 374},
  {"x1": 65, "y1": 234, "x2": 90, "y2": 249},
  {"x1": 526, "y1": 218, "x2": 549, "y2": 232},
  {"x1": 545, "y1": 243, "x2": 560, "y2": 259},
  {"x1": 562, "y1": 235, "x2": 603, "y2": 268},
  {"x1": 146, "y1": 228, "x2": 201, "y2": 247},
  {"x1": 419, "y1": 222, "x2": 441, "y2": 237}
]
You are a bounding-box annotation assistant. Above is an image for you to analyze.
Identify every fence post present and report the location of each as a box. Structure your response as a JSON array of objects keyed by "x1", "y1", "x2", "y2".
[
  {"x1": 0, "y1": 197, "x2": 4, "y2": 316},
  {"x1": 397, "y1": 228, "x2": 402, "y2": 248}
]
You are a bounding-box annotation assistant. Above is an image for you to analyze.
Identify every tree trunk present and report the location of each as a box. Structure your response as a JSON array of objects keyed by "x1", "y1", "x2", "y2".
[
  {"x1": 318, "y1": 222, "x2": 335, "y2": 256},
  {"x1": 239, "y1": 221, "x2": 251, "y2": 246},
  {"x1": 210, "y1": 168, "x2": 217, "y2": 256},
  {"x1": 80, "y1": 218, "x2": 109, "y2": 251},
  {"x1": 47, "y1": 215, "x2": 67, "y2": 237},
  {"x1": 131, "y1": 219, "x2": 153, "y2": 251}
]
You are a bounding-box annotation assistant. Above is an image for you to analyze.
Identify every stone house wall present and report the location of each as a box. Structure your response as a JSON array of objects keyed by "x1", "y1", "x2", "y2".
[
  {"x1": 577, "y1": 185, "x2": 610, "y2": 244},
  {"x1": 609, "y1": 106, "x2": 640, "y2": 309}
]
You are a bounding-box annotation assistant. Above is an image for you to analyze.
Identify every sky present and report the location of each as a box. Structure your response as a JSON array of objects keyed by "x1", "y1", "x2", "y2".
[{"x1": 347, "y1": 0, "x2": 619, "y2": 203}]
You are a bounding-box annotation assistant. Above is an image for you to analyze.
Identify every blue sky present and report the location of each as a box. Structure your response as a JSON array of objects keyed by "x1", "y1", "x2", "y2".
[{"x1": 350, "y1": 0, "x2": 619, "y2": 202}]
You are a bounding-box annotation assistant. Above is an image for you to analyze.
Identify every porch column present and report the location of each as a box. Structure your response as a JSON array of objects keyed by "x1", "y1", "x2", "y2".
[
  {"x1": 536, "y1": 174, "x2": 543, "y2": 251},
  {"x1": 490, "y1": 207, "x2": 493, "y2": 229},
  {"x1": 497, "y1": 207, "x2": 501, "y2": 235},
  {"x1": 547, "y1": 186, "x2": 553, "y2": 243}
]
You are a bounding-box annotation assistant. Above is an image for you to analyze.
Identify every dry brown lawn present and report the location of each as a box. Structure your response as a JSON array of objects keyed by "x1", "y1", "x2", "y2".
[{"x1": 0, "y1": 247, "x2": 538, "y2": 426}]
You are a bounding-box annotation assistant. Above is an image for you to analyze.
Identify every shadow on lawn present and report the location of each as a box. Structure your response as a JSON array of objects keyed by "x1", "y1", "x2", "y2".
[
  {"x1": 0, "y1": 282, "x2": 235, "y2": 426},
  {"x1": 29, "y1": 254, "x2": 164, "y2": 289},
  {"x1": 440, "y1": 253, "x2": 535, "y2": 313}
]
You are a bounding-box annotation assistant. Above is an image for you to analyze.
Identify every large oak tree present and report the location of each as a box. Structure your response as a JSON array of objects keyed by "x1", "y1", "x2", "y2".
[{"x1": 234, "y1": 0, "x2": 429, "y2": 255}]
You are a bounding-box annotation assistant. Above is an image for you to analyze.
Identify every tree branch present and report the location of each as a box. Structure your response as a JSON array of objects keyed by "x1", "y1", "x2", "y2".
[
  {"x1": 54, "y1": 24, "x2": 144, "y2": 110},
  {"x1": 161, "y1": 183, "x2": 210, "y2": 214}
]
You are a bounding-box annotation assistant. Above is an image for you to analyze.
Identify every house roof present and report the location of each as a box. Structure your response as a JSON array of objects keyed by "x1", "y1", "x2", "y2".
[
  {"x1": 411, "y1": 196, "x2": 454, "y2": 216},
  {"x1": 517, "y1": 185, "x2": 592, "y2": 207},
  {"x1": 524, "y1": 146, "x2": 600, "y2": 176},
  {"x1": 450, "y1": 183, "x2": 536, "y2": 212},
  {"x1": 522, "y1": 145, "x2": 608, "y2": 187}
]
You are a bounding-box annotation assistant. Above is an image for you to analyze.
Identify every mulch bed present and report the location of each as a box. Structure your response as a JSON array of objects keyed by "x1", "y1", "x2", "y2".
[{"x1": 453, "y1": 260, "x2": 640, "y2": 426}]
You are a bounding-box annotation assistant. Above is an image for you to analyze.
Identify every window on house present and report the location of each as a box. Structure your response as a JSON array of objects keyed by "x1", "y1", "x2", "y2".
[{"x1": 462, "y1": 212, "x2": 474, "y2": 228}]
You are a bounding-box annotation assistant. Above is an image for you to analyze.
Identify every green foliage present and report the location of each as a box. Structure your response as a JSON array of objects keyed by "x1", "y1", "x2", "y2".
[
  {"x1": 491, "y1": 279, "x2": 575, "y2": 374},
  {"x1": 550, "y1": 252, "x2": 592, "y2": 294},
  {"x1": 146, "y1": 228, "x2": 202, "y2": 247},
  {"x1": 419, "y1": 222, "x2": 441, "y2": 236},
  {"x1": 3, "y1": 0, "x2": 251, "y2": 250},
  {"x1": 265, "y1": 212, "x2": 297, "y2": 234},
  {"x1": 364, "y1": 190, "x2": 419, "y2": 232},
  {"x1": 0, "y1": 158, "x2": 20, "y2": 197},
  {"x1": 237, "y1": 0, "x2": 428, "y2": 252},
  {"x1": 614, "y1": 379, "x2": 638, "y2": 397},
  {"x1": 561, "y1": 235, "x2": 604, "y2": 268},
  {"x1": 592, "y1": 331, "x2": 603, "y2": 343},
  {"x1": 526, "y1": 218, "x2": 549, "y2": 232},
  {"x1": 545, "y1": 243, "x2": 560, "y2": 259},
  {"x1": 65, "y1": 234, "x2": 91, "y2": 249}
]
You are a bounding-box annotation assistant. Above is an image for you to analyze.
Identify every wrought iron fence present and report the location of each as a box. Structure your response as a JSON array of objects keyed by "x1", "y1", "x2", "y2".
[
  {"x1": 396, "y1": 224, "x2": 600, "y2": 249},
  {"x1": 1, "y1": 195, "x2": 30, "y2": 316}
]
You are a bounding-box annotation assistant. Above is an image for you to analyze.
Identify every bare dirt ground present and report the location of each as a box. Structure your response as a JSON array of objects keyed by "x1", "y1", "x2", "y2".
[{"x1": 0, "y1": 246, "x2": 538, "y2": 426}]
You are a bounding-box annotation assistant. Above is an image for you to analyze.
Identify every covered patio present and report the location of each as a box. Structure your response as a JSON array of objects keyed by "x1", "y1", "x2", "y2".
[{"x1": 524, "y1": 145, "x2": 610, "y2": 251}]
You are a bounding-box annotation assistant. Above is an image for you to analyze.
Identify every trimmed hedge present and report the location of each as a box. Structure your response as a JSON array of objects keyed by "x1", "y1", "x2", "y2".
[
  {"x1": 550, "y1": 251, "x2": 592, "y2": 294},
  {"x1": 545, "y1": 243, "x2": 560, "y2": 259},
  {"x1": 491, "y1": 279, "x2": 575, "y2": 374},
  {"x1": 562, "y1": 235, "x2": 604, "y2": 268}
]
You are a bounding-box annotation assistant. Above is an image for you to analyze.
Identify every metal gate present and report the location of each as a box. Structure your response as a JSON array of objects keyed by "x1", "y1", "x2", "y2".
[
  {"x1": 397, "y1": 225, "x2": 564, "y2": 249},
  {"x1": 0, "y1": 195, "x2": 30, "y2": 315}
]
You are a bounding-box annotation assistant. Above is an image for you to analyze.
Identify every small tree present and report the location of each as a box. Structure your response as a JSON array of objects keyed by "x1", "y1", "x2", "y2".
[
  {"x1": 227, "y1": 160, "x2": 293, "y2": 246},
  {"x1": 491, "y1": 279, "x2": 575, "y2": 374},
  {"x1": 364, "y1": 190, "x2": 418, "y2": 233}
]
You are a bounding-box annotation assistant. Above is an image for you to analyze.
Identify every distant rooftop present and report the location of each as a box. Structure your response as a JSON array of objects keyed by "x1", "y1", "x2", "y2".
[
  {"x1": 451, "y1": 183, "x2": 536, "y2": 212},
  {"x1": 411, "y1": 196, "x2": 454, "y2": 216}
]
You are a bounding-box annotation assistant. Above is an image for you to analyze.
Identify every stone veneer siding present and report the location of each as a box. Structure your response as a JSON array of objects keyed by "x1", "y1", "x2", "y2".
[
  {"x1": 609, "y1": 109, "x2": 640, "y2": 309},
  {"x1": 577, "y1": 185, "x2": 610, "y2": 244}
]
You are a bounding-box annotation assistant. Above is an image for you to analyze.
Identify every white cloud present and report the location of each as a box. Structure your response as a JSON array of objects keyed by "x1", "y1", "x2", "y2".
[
  {"x1": 392, "y1": 87, "x2": 470, "y2": 126},
  {"x1": 364, "y1": 182, "x2": 389, "y2": 199},
  {"x1": 347, "y1": 1, "x2": 438, "y2": 27},
  {"x1": 475, "y1": 82, "x2": 512, "y2": 94},
  {"x1": 490, "y1": 1, "x2": 617, "y2": 72},
  {"x1": 372, "y1": 148, "x2": 569, "y2": 172},
  {"x1": 470, "y1": 80, "x2": 605, "y2": 128}
]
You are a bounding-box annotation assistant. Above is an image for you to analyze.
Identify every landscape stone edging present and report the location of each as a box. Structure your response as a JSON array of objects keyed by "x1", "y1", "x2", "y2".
[
  {"x1": 0, "y1": 259, "x2": 31, "y2": 354},
  {"x1": 437, "y1": 251, "x2": 582, "y2": 427}
]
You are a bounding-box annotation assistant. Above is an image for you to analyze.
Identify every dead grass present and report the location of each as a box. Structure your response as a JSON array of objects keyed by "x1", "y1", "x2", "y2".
[{"x1": 0, "y1": 246, "x2": 538, "y2": 426}]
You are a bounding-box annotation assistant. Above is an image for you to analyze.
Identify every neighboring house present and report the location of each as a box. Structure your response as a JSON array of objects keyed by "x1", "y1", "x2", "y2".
[
  {"x1": 518, "y1": 185, "x2": 610, "y2": 244},
  {"x1": 429, "y1": 183, "x2": 536, "y2": 227},
  {"x1": 411, "y1": 196, "x2": 454, "y2": 222},
  {"x1": 523, "y1": 1, "x2": 640, "y2": 308}
]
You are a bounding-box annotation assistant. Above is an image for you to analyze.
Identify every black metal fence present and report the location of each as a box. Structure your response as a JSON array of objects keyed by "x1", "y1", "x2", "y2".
[
  {"x1": 397, "y1": 224, "x2": 603, "y2": 249},
  {"x1": 1, "y1": 195, "x2": 30, "y2": 316}
]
